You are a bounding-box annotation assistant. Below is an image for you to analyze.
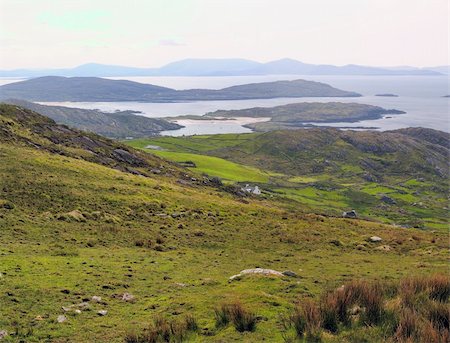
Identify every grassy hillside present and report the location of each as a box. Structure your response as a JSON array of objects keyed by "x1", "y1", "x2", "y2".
[
  {"x1": 3, "y1": 99, "x2": 182, "y2": 138},
  {"x1": 0, "y1": 105, "x2": 448, "y2": 342},
  {"x1": 128, "y1": 130, "x2": 449, "y2": 230}
]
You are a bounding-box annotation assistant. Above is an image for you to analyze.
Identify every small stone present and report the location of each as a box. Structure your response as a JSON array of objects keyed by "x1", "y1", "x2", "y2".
[
  {"x1": 35, "y1": 315, "x2": 44, "y2": 321},
  {"x1": 0, "y1": 330, "x2": 8, "y2": 340},
  {"x1": 97, "y1": 310, "x2": 108, "y2": 316},
  {"x1": 62, "y1": 306, "x2": 72, "y2": 312},
  {"x1": 121, "y1": 292, "x2": 135, "y2": 302},
  {"x1": 77, "y1": 302, "x2": 90, "y2": 309},
  {"x1": 375, "y1": 245, "x2": 392, "y2": 251},
  {"x1": 282, "y1": 270, "x2": 298, "y2": 278},
  {"x1": 380, "y1": 195, "x2": 396, "y2": 205},
  {"x1": 57, "y1": 315, "x2": 67, "y2": 323},
  {"x1": 91, "y1": 296, "x2": 102, "y2": 302},
  {"x1": 342, "y1": 210, "x2": 357, "y2": 218},
  {"x1": 369, "y1": 236, "x2": 383, "y2": 242},
  {"x1": 74, "y1": 309, "x2": 82, "y2": 314},
  {"x1": 350, "y1": 305, "x2": 361, "y2": 315}
]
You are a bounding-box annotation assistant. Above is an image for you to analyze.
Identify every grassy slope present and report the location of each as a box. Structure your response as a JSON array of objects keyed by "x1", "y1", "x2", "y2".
[
  {"x1": 127, "y1": 131, "x2": 449, "y2": 230},
  {"x1": 0, "y1": 106, "x2": 448, "y2": 342}
]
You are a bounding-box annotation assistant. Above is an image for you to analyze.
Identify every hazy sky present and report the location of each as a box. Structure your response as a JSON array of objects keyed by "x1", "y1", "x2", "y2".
[{"x1": 0, "y1": 0, "x2": 448, "y2": 69}]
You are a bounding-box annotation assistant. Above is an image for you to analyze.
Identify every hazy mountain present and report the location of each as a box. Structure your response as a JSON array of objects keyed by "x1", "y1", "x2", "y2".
[
  {"x1": 0, "y1": 76, "x2": 360, "y2": 102},
  {"x1": 424, "y1": 66, "x2": 449, "y2": 75},
  {"x1": 155, "y1": 58, "x2": 262, "y2": 76},
  {"x1": 0, "y1": 59, "x2": 443, "y2": 77}
]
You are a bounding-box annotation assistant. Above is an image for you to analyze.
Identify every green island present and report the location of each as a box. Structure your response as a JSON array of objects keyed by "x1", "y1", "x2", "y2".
[{"x1": 202, "y1": 102, "x2": 405, "y2": 131}]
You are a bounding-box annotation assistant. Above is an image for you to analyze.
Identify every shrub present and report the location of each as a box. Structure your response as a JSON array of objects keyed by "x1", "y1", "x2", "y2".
[
  {"x1": 427, "y1": 274, "x2": 450, "y2": 302},
  {"x1": 125, "y1": 315, "x2": 197, "y2": 343},
  {"x1": 290, "y1": 306, "x2": 306, "y2": 337},
  {"x1": 427, "y1": 301, "x2": 449, "y2": 331},
  {"x1": 320, "y1": 293, "x2": 339, "y2": 333},
  {"x1": 214, "y1": 304, "x2": 231, "y2": 327},
  {"x1": 229, "y1": 302, "x2": 257, "y2": 332},
  {"x1": 214, "y1": 302, "x2": 257, "y2": 332},
  {"x1": 184, "y1": 314, "x2": 198, "y2": 332},
  {"x1": 394, "y1": 309, "x2": 420, "y2": 342},
  {"x1": 301, "y1": 299, "x2": 322, "y2": 341}
]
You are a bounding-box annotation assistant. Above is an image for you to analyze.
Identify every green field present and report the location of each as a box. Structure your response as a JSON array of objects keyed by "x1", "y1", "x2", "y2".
[
  {"x1": 149, "y1": 150, "x2": 270, "y2": 183},
  {"x1": 126, "y1": 133, "x2": 449, "y2": 230}
]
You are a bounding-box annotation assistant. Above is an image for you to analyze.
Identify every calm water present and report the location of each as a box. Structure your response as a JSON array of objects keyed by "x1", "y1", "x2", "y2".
[{"x1": 3, "y1": 75, "x2": 449, "y2": 134}]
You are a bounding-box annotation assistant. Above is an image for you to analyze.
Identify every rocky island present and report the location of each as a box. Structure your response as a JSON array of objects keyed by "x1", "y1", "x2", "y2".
[{"x1": 375, "y1": 93, "x2": 399, "y2": 97}]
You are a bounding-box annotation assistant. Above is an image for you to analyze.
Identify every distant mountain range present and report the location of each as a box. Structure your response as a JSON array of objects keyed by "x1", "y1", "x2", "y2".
[
  {"x1": 0, "y1": 76, "x2": 360, "y2": 102},
  {"x1": 0, "y1": 58, "x2": 446, "y2": 77}
]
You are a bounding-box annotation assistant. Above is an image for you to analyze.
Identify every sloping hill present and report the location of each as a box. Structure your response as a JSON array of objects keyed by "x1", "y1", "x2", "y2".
[
  {"x1": 0, "y1": 76, "x2": 360, "y2": 102},
  {"x1": 128, "y1": 129, "x2": 449, "y2": 229},
  {"x1": 208, "y1": 129, "x2": 449, "y2": 178},
  {"x1": 2, "y1": 99, "x2": 182, "y2": 138},
  {"x1": 0, "y1": 105, "x2": 447, "y2": 342}
]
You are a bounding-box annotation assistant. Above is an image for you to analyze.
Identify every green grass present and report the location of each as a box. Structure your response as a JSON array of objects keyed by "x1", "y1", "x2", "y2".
[
  {"x1": 1, "y1": 142, "x2": 448, "y2": 342},
  {"x1": 1, "y1": 105, "x2": 448, "y2": 342},
  {"x1": 126, "y1": 133, "x2": 257, "y2": 154},
  {"x1": 125, "y1": 133, "x2": 449, "y2": 230},
  {"x1": 149, "y1": 150, "x2": 270, "y2": 183}
]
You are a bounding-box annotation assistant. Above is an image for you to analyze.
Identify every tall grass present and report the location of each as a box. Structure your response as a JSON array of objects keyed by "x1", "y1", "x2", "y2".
[
  {"x1": 214, "y1": 302, "x2": 257, "y2": 332},
  {"x1": 283, "y1": 274, "x2": 449, "y2": 342},
  {"x1": 124, "y1": 315, "x2": 198, "y2": 343}
]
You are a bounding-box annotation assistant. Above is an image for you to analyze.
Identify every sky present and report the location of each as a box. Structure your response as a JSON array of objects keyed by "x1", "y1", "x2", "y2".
[{"x1": 0, "y1": 0, "x2": 448, "y2": 69}]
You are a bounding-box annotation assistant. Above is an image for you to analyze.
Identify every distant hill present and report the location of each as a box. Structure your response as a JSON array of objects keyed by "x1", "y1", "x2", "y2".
[
  {"x1": 2, "y1": 99, "x2": 182, "y2": 138},
  {"x1": 155, "y1": 58, "x2": 261, "y2": 76},
  {"x1": 0, "y1": 76, "x2": 360, "y2": 102},
  {"x1": 0, "y1": 58, "x2": 443, "y2": 77}
]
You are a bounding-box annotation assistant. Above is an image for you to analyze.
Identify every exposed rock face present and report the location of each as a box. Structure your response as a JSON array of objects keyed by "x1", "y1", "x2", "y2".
[
  {"x1": 112, "y1": 148, "x2": 147, "y2": 167},
  {"x1": 380, "y1": 195, "x2": 397, "y2": 205},
  {"x1": 369, "y1": 236, "x2": 383, "y2": 243}
]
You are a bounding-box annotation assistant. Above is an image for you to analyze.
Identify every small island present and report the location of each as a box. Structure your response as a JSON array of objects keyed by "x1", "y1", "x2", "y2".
[
  {"x1": 375, "y1": 93, "x2": 399, "y2": 97},
  {"x1": 205, "y1": 102, "x2": 405, "y2": 131}
]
